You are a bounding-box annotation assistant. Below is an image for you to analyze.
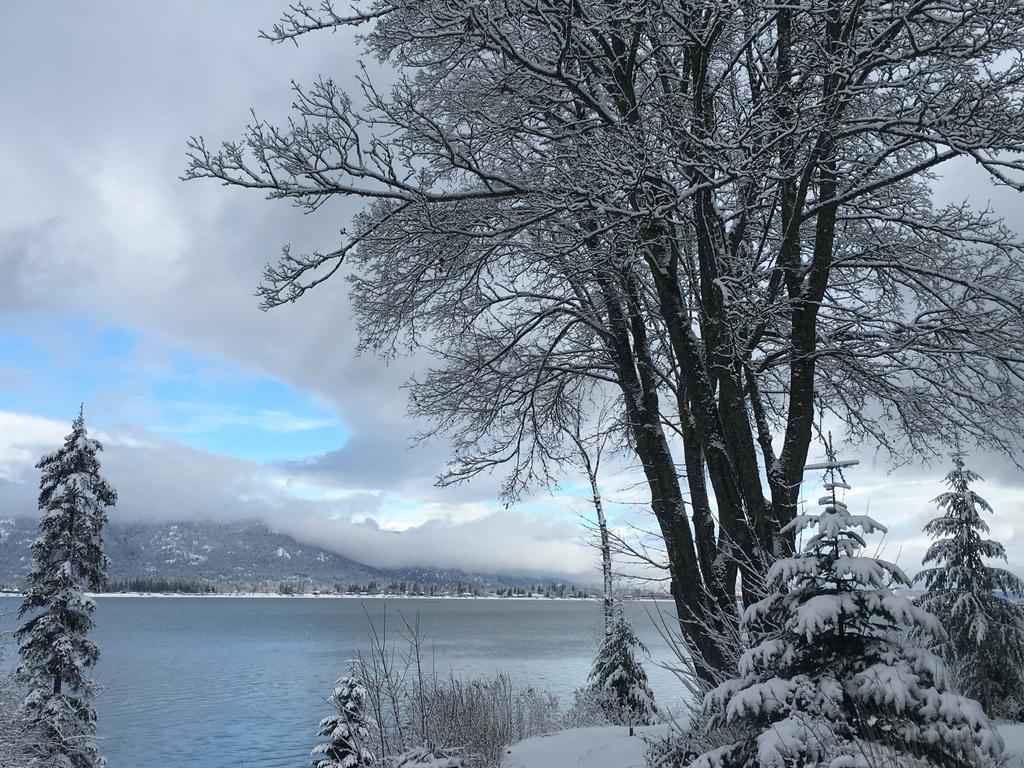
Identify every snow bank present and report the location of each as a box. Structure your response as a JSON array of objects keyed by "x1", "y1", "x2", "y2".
[
  {"x1": 503, "y1": 723, "x2": 1024, "y2": 768},
  {"x1": 502, "y1": 725, "x2": 666, "y2": 768},
  {"x1": 1002, "y1": 723, "x2": 1024, "y2": 768}
]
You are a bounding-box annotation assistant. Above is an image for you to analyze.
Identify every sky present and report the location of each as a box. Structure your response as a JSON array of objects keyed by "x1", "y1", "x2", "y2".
[{"x1": 0, "y1": 2, "x2": 1021, "y2": 582}]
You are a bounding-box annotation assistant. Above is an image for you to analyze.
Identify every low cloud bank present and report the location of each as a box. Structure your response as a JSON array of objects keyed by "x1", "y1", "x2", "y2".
[
  {"x1": 270, "y1": 511, "x2": 594, "y2": 578},
  {"x1": 2, "y1": 411, "x2": 1020, "y2": 582},
  {"x1": 0, "y1": 411, "x2": 597, "y2": 579}
]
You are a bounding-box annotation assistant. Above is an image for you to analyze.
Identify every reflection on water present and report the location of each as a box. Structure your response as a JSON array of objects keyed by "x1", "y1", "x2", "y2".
[{"x1": 0, "y1": 596, "x2": 685, "y2": 767}]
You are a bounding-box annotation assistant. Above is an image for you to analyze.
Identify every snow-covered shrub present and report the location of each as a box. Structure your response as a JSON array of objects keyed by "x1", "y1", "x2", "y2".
[
  {"x1": 388, "y1": 745, "x2": 465, "y2": 768},
  {"x1": 403, "y1": 673, "x2": 558, "y2": 767},
  {"x1": 915, "y1": 455, "x2": 1024, "y2": 719},
  {"x1": 312, "y1": 676, "x2": 376, "y2": 768},
  {"x1": 560, "y1": 685, "x2": 621, "y2": 728},
  {"x1": 348, "y1": 612, "x2": 558, "y2": 767},
  {"x1": 0, "y1": 674, "x2": 40, "y2": 768},
  {"x1": 687, "y1": 458, "x2": 1004, "y2": 768},
  {"x1": 644, "y1": 716, "x2": 754, "y2": 768},
  {"x1": 16, "y1": 409, "x2": 116, "y2": 768},
  {"x1": 588, "y1": 604, "x2": 658, "y2": 726}
]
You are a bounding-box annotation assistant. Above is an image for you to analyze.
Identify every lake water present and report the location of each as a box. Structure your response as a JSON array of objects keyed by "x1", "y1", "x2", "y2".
[{"x1": 0, "y1": 596, "x2": 687, "y2": 767}]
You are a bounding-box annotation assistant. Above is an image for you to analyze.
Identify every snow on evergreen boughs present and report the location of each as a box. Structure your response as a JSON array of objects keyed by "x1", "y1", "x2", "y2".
[
  {"x1": 1, "y1": 673, "x2": 44, "y2": 768},
  {"x1": 313, "y1": 675, "x2": 376, "y2": 768},
  {"x1": 690, "y1": 455, "x2": 1003, "y2": 768},
  {"x1": 915, "y1": 454, "x2": 1024, "y2": 718},
  {"x1": 588, "y1": 603, "x2": 658, "y2": 726},
  {"x1": 16, "y1": 408, "x2": 116, "y2": 768}
]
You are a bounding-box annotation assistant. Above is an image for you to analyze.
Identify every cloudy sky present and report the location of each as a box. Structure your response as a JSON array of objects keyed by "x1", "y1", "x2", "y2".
[{"x1": 1, "y1": 2, "x2": 1021, "y2": 581}]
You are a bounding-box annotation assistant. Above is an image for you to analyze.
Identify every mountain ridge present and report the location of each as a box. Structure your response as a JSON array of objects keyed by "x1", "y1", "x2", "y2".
[{"x1": 0, "y1": 517, "x2": 584, "y2": 590}]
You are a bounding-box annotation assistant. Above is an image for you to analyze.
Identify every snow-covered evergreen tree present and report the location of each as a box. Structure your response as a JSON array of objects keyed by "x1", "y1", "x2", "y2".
[
  {"x1": 690, "y1": 456, "x2": 1003, "y2": 768},
  {"x1": 16, "y1": 408, "x2": 115, "y2": 768},
  {"x1": 588, "y1": 602, "x2": 658, "y2": 726},
  {"x1": 312, "y1": 676, "x2": 376, "y2": 768},
  {"x1": 915, "y1": 454, "x2": 1024, "y2": 718}
]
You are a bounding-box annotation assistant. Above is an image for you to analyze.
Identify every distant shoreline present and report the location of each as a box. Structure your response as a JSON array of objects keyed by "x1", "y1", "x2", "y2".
[{"x1": 0, "y1": 590, "x2": 672, "y2": 602}]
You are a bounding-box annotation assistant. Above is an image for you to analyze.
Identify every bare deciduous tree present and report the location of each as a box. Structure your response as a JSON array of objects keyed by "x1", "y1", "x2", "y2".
[{"x1": 186, "y1": 0, "x2": 1024, "y2": 682}]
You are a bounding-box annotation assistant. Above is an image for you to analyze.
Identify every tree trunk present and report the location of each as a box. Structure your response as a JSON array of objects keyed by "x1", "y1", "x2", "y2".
[{"x1": 587, "y1": 467, "x2": 614, "y2": 636}]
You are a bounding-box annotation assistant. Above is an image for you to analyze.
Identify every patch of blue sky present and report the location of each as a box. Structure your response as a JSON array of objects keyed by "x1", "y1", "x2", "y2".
[
  {"x1": 0, "y1": 317, "x2": 119, "y2": 416},
  {"x1": 0, "y1": 313, "x2": 349, "y2": 463}
]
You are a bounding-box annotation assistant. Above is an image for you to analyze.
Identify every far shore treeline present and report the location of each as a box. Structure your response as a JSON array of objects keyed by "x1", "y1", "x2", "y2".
[{"x1": 1, "y1": 576, "x2": 670, "y2": 601}]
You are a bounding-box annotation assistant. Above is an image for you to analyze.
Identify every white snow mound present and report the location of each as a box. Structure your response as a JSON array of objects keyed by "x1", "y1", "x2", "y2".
[
  {"x1": 503, "y1": 723, "x2": 1024, "y2": 768},
  {"x1": 1002, "y1": 723, "x2": 1024, "y2": 768},
  {"x1": 503, "y1": 725, "x2": 666, "y2": 768}
]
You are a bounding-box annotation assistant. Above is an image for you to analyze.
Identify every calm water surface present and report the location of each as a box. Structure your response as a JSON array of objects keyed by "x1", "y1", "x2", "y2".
[{"x1": 0, "y1": 596, "x2": 686, "y2": 767}]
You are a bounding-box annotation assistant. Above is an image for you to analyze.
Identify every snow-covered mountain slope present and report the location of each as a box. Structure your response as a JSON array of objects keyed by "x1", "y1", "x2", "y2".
[
  {"x1": 0, "y1": 518, "x2": 378, "y2": 585},
  {"x1": 0, "y1": 518, "x2": 569, "y2": 589}
]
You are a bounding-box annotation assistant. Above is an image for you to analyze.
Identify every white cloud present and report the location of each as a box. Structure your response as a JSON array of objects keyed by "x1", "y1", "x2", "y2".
[
  {"x1": 0, "y1": 412, "x2": 68, "y2": 482},
  {"x1": 158, "y1": 402, "x2": 338, "y2": 435},
  {"x1": 272, "y1": 511, "x2": 595, "y2": 577}
]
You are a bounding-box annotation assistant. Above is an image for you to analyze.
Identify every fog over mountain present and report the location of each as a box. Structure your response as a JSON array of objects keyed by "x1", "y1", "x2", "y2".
[
  {"x1": 0, "y1": 518, "x2": 587, "y2": 589},
  {"x1": 0, "y1": 412, "x2": 605, "y2": 580}
]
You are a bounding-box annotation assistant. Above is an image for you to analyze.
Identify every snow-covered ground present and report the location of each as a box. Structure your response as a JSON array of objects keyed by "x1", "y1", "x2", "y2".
[
  {"x1": 503, "y1": 725, "x2": 667, "y2": 768},
  {"x1": 503, "y1": 723, "x2": 1024, "y2": 768},
  {"x1": 1003, "y1": 723, "x2": 1024, "y2": 768}
]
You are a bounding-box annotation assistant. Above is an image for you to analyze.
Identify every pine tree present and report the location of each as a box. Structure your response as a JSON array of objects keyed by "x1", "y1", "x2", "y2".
[
  {"x1": 15, "y1": 408, "x2": 115, "y2": 768},
  {"x1": 690, "y1": 455, "x2": 1003, "y2": 768},
  {"x1": 312, "y1": 676, "x2": 375, "y2": 768},
  {"x1": 915, "y1": 454, "x2": 1024, "y2": 718},
  {"x1": 588, "y1": 602, "x2": 658, "y2": 726}
]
